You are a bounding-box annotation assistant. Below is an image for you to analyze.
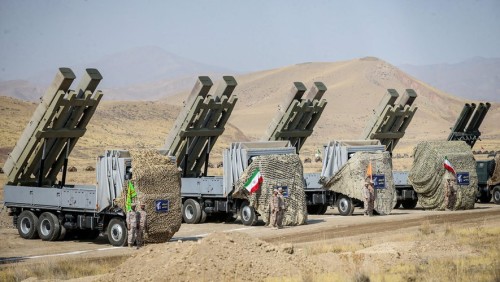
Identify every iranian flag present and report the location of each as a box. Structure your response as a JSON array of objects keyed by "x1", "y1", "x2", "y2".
[
  {"x1": 244, "y1": 168, "x2": 263, "y2": 194},
  {"x1": 443, "y1": 157, "x2": 456, "y2": 175}
]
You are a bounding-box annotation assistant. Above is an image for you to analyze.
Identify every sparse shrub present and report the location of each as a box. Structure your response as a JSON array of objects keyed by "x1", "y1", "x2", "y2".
[{"x1": 419, "y1": 220, "x2": 434, "y2": 235}]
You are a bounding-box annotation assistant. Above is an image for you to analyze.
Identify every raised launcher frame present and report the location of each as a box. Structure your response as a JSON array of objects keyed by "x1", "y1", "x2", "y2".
[
  {"x1": 360, "y1": 89, "x2": 418, "y2": 153},
  {"x1": 262, "y1": 82, "x2": 327, "y2": 153},
  {"x1": 447, "y1": 102, "x2": 491, "y2": 148},
  {"x1": 162, "y1": 76, "x2": 238, "y2": 177},
  {"x1": 3, "y1": 68, "x2": 103, "y2": 187}
]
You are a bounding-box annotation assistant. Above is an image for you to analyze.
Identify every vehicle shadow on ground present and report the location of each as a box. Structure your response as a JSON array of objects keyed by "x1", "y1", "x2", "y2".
[{"x1": 0, "y1": 257, "x2": 26, "y2": 264}]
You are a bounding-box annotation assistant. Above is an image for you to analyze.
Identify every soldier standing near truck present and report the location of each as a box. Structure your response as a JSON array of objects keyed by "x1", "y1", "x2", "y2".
[
  {"x1": 270, "y1": 189, "x2": 281, "y2": 229},
  {"x1": 277, "y1": 187, "x2": 286, "y2": 228},
  {"x1": 136, "y1": 202, "x2": 148, "y2": 249},
  {"x1": 444, "y1": 175, "x2": 457, "y2": 210},
  {"x1": 363, "y1": 177, "x2": 375, "y2": 216},
  {"x1": 127, "y1": 203, "x2": 138, "y2": 248}
]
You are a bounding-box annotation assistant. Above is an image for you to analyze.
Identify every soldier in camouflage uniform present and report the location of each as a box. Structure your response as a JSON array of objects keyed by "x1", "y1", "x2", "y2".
[
  {"x1": 270, "y1": 189, "x2": 282, "y2": 229},
  {"x1": 444, "y1": 175, "x2": 457, "y2": 210},
  {"x1": 126, "y1": 203, "x2": 138, "y2": 248},
  {"x1": 136, "y1": 202, "x2": 148, "y2": 249},
  {"x1": 363, "y1": 177, "x2": 375, "y2": 216},
  {"x1": 277, "y1": 187, "x2": 286, "y2": 228}
]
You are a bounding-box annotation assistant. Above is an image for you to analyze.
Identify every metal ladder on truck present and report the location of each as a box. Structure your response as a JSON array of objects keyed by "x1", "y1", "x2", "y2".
[
  {"x1": 261, "y1": 81, "x2": 329, "y2": 214},
  {"x1": 360, "y1": 89, "x2": 419, "y2": 209}
]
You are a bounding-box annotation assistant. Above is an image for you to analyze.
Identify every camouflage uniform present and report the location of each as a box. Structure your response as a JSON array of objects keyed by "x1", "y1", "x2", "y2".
[
  {"x1": 136, "y1": 204, "x2": 147, "y2": 248},
  {"x1": 363, "y1": 179, "x2": 375, "y2": 216},
  {"x1": 277, "y1": 189, "x2": 286, "y2": 228},
  {"x1": 270, "y1": 190, "x2": 281, "y2": 228},
  {"x1": 444, "y1": 178, "x2": 457, "y2": 210},
  {"x1": 126, "y1": 205, "x2": 138, "y2": 247}
]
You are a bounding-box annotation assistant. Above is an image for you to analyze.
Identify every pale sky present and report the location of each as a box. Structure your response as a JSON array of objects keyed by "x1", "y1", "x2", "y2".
[{"x1": 1, "y1": 0, "x2": 499, "y2": 80}]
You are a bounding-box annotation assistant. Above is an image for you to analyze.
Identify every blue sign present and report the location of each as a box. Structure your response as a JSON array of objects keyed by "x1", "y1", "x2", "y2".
[
  {"x1": 274, "y1": 185, "x2": 289, "y2": 198},
  {"x1": 456, "y1": 172, "x2": 470, "y2": 186},
  {"x1": 155, "y1": 200, "x2": 170, "y2": 213},
  {"x1": 372, "y1": 174, "x2": 386, "y2": 189}
]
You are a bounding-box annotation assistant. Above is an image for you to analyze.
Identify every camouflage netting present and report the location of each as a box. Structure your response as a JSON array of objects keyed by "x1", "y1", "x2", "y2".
[
  {"x1": 126, "y1": 149, "x2": 182, "y2": 243},
  {"x1": 487, "y1": 154, "x2": 500, "y2": 186},
  {"x1": 408, "y1": 141, "x2": 477, "y2": 210},
  {"x1": 322, "y1": 151, "x2": 396, "y2": 215},
  {"x1": 233, "y1": 154, "x2": 307, "y2": 226}
]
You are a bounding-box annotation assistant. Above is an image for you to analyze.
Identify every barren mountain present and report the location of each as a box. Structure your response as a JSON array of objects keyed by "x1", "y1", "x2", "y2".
[
  {"x1": 0, "y1": 57, "x2": 498, "y2": 172},
  {"x1": 162, "y1": 57, "x2": 500, "y2": 156}
]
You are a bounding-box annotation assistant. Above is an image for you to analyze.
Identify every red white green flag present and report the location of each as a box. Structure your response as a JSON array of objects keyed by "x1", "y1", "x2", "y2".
[
  {"x1": 443, "y1": 157, "x2": 456, "y2": 175},
  {"x1": 244, "y1": 168, "x2": 263, "y2": 194}
]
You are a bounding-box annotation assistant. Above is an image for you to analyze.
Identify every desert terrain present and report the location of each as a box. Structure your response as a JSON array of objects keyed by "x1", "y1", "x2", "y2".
[{"x1": 0, "y1": 58, "x2": 499, "y2": 281}]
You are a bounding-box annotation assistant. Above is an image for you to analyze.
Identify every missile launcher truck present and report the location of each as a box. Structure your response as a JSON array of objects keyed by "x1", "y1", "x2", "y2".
[
  {"x1": 1, "y1": 68, "x2": 149, "y2": 246},
  {"x1": 163, "y1": 77, "x2": 325, "y2": 225}
]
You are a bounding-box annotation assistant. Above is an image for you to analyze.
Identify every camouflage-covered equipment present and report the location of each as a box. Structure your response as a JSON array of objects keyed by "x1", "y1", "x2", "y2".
[
  {"x1": 487, "y1": 154, "x2": 500, "y2": 187},
  {"x1": 234, "y1": 154, "x2": 307, "y2": 226},
  {"x1": 320, "y1": 140, "x2": 395, "y2": 215},
  {"x1": 128, "y1": 149, "x2": 181, "y2": 243},
  {"x1": 408, "y1": 141, "x2": 477, "y2": 210}
]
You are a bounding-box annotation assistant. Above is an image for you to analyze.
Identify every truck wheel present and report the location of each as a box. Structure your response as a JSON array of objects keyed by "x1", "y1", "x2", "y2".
[
  {"x1": 58, "y1": 225, "x2": 67, "y2": 241},
  {"x1": 107, "y1": 218, "x2": 127, "y2": 246},
  {"x1": 240, "y1": 203, "x2": 258, "y2": 226},
  {"x1": 337, "y1": 195, "x2": 354, "y2": 216},
  {"x1": 402, "y1": 199, "x2": 418, "y2": 209},
  {"x1": 17, "y1": 210, "x2": 39, "y2": 239},
  {"x1": 37, "y1": 212, "x2": 61, "y2": 241},
  {"x1": 479, "y1": 191, "x2": 492, "y2": 203},
  {"x1": 182, "y1": 199, "x2": 201, "y2": 224},
  {"x1": 318, "y1": 204, "x2": 328, "y2": 215},
  {"x1": 493, "y1": 186, "x2": 500, "y2": 205},
  {"x1": 307, "y1": 205, "x2": 320, "y2": 214},
  {"x1": 199, "y1": 209, "x2": 207, "y2": 224}
]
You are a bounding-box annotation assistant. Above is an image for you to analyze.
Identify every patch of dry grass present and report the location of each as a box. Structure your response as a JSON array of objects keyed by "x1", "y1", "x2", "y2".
[{"x1": 0, "y1": 255, "x2": 127, "y2": 282}]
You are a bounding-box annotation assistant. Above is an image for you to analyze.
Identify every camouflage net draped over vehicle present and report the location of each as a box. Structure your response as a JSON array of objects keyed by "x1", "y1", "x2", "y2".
[
  {"x1": 408, "y1": 141, "x2": 477, "y2": 210},
  {"x1": 128, "y1": 149, "x2": 182, "y2": 243},
  {"x1": 234, "y1": 154, "x2": 307, "y2": 225},
  {"x1": 322, "y1": 151, "x2": 395, "y2": 215},
  {"x1": 487, "y1": 154, "x2": 500, "y2": 186}
]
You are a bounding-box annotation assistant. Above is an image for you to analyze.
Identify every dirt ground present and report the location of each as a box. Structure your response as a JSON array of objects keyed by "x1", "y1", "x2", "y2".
[{"x1": 1, "y1": 203, "x2": 500, "y2": 281}]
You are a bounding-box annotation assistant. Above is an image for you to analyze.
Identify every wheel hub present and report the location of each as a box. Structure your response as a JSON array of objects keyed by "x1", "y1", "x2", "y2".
[{"x1": 111, "y1": 224, "x2": 123, "y2": 241}]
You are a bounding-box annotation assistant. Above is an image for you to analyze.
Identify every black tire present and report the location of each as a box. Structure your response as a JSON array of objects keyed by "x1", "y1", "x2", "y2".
[
  {"x1": 37, "y1": 212, "x2": 61, "y2": 241},
  {"x1": 199, "y1": 209, "x2": 207, "y2": 224},
  {"x1": 307, "y1": 205, "x2": 320, "y2": 215},
  {"x1": 318, "y1": 204, "x2": 328, "y2": 215},
  {"x1": 240, "y1": 202, "x2": 258, "y2": 226},
  {"x1": 402, "y1": 199, "x2": 418, "y2": 209},
  {"x1": 182, "y1": 199, "x2": 202, "y2": 224},
  {"x1": 107, "y1": 218, "x2": 127, "y2": 247},
  {"x1": 394, "y1": 202, "x2": 402, "y2": 209},
  {"x1": 479, "y1": 191, "x2": 492, "y2": 203},
  {"x1": 493, "y1": 186, "x2": 500, "y2": 205},
  {"x1": 17, "y1": 210, "x2": 39, "y2": 239},
  {"x1": 58, "y1": 224, "x2": 67, "y2": 241},
  {"x1": 337, "y1": 195, "x2": 354, "y2": 216}
]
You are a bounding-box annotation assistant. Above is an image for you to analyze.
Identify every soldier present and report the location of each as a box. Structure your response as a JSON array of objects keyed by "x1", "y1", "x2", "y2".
[
  {"x1": 269, "y1": 189, "x2": 281, "y2": 229},
  {"x1": 136, "y1": 202, "x2": 148, "y2": 249},
  {"x1": 363, "y1": 176, "x2": 375, "y2": 216},
  {"x1": 277, "y1": 187, "x2": 286, "y2": 229},
  {"x1": 126, "y1": 203, "x2": 138, "y2": 248},
  {"x1": 444, "y1": 174, "x2": 457, "y2": 210}
]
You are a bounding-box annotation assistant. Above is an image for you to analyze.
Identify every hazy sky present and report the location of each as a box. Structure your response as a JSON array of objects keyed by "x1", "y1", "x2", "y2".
[{"x1": 1, "y1": 0, "x2": 499, "y2": 80}]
